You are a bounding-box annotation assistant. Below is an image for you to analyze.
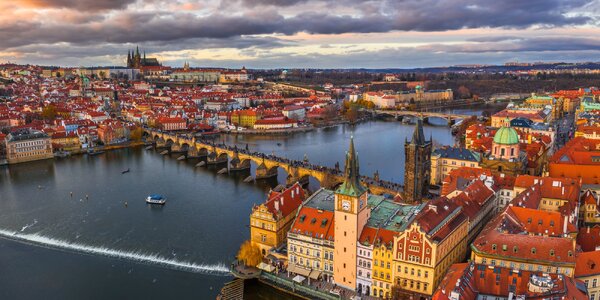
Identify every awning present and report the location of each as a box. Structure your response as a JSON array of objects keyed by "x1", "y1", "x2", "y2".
[
  {"x1": 292, "y1": 275, "x2": 306, "y2": 284},
  {"x1": 287, "y1": 264, "x2": 311, "y2": 277},
  {"x1": 257, "y1": 262, "x2": 275, "y2": 273},
  {"x1": 308, "y1": 270, "x2": 321, "y2": 280}
]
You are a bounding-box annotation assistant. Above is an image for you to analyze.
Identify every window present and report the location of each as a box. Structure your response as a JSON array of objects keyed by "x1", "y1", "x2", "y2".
[
  {"x1": 531, "y1": 248, "x2": 536, "y2": 254},
  {"x1": 594, "y1": 279, "x2": 598, "y2": 288}
]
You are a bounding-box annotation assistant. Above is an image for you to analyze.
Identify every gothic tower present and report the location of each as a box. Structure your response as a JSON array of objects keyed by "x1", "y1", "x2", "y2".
[
  {"x1": 334, "y1": 136, "x2": 370, "y2": 290},
  {"x1": 126, "y1": 50, "x2": 132, "y2": 68},
  {"x1": 403, "y1": 118, "x2": 432, "y2": 203}
]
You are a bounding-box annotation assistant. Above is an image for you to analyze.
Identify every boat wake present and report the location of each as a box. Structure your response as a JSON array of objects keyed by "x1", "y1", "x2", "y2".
[{"x1": 0, "y1": 228, "x2": 229, "y2": 276}]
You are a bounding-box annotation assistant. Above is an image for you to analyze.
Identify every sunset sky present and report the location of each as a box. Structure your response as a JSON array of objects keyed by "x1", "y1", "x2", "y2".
[{"x1": 2, "y1": 0, "x2": 600, "y2": 68}]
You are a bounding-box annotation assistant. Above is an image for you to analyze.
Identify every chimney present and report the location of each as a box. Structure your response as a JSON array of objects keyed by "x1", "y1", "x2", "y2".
[
  {"x1": 588, "y1": 226, "x2": 591, "y2": 234},
  {"x1": 280, "y1": 196, "x2": 284, "y2": 206},
  {"x1": 274, "y1": 200, "x2": 279, "y2": 211},
  {"x1": 563, "y1": 215, "x2": 568, "y2": 234}
]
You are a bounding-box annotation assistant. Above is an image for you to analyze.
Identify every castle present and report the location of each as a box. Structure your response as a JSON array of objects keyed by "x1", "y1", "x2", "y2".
[{"x1": 126, "y1": 46, "x2": 161, "y2": 68}]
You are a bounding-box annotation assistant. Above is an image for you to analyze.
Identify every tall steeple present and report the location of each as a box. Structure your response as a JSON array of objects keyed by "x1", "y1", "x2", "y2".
[
  {"x1": 410, "y1": 117, "x2": 426, "y2": 145},
  {"x1": 336, "y1": 136, "x2": 367, "y2": 196}
]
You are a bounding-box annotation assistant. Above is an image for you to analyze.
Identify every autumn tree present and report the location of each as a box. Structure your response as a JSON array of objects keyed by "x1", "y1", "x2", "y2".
[
  {"x1": 41, "y1": 105, "x2": 57, "y2": 121},
  {"x1": 345, "y1": 104, "x2": 358, "y2": 123},
  {"x1": 457, "y1": 85, "x2": 472, "y2": 99},
  {"x1": 129, "y1": 126, "x2": 143, "y2": 141},
  {"x1": 237, "y1": 240, "x2": 262, "y2": 267}
]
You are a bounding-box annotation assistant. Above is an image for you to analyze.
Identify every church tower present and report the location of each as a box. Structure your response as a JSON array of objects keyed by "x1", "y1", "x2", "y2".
[
  {"x1": 403, "y1": 118, "x2": 432, "y2": 203},
  {"x1": 334, "y1": 137, "x2": 370, "y2": 290}
]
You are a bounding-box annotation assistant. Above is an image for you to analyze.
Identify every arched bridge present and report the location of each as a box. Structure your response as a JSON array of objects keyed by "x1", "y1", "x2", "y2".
[
  {"x1": 373, "y1": 110, "x2": 472, "y2": 125},
  {"x1": 144, "y1": 129, "x2": 402, "y2": 196}
]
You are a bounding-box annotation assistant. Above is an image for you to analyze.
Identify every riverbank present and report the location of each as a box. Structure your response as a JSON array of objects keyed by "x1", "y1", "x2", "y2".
[{"x1": 58, "y1": 140, "x2": 147, "y2": 157}]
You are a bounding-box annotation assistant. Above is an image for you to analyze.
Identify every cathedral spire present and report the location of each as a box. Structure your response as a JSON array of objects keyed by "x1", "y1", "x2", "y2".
[{"x1": 336, "y1": 136, "x2": 367, "y2": 196}]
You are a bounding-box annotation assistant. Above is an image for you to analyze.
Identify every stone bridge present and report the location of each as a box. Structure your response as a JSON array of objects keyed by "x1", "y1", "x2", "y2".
[
  {"x1": 144, "y1": 129, "x2": 402, "y2": 196},
  {"x1": 373, "y1": 110, "x2": 472, "y2": 126}
]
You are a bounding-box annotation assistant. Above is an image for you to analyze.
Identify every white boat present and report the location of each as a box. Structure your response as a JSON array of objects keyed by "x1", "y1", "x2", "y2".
[{"x1": 146, "y1": 194, "x2": 166, "y2": 205}]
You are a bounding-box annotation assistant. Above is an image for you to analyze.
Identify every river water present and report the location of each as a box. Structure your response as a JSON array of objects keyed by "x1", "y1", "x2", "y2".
[{"x1": 0, "y1": 104, "x2": 504, "y2": 299}]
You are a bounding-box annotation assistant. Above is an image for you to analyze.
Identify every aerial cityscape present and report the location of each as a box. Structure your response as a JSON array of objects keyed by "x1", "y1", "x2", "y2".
[{"x1": 2, "y1": 0, "x2": 600, "y2": 300}]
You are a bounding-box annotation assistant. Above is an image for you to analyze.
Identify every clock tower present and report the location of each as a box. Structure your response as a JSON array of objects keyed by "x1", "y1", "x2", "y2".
[{"x1": 334, "y1": 137, "x2": 370, "y2": 290}]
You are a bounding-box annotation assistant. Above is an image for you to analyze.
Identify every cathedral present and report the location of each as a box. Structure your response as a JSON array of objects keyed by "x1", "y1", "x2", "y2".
[
  {"x1": 126, "y1": 46, "x2": 161, "y2": 68},
  {"x1": 403, "y1": 118, "x2": 432, "y2": 203}
]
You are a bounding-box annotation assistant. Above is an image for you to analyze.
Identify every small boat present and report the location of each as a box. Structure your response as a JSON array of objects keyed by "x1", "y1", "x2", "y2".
[
  {"x1": 276, "y1": 142, "x2": 282, "y2": 146},
  {"x1": 146, "y1": 194, "x2": 166, "y2": 205},
  {"x1": 88, "y1": 149, "x2": 105, "y2": 156},
  {"x1": 121, "y1": 168, "x2": 130, "y2": 174}
]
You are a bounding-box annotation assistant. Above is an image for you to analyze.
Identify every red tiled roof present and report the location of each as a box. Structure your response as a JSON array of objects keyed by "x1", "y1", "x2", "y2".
[
  {"x1": 262, "y1": 182, "x2": 305, "y2": 219},
  {"x1": 575, "y1": 250, "x2": 600, "y2": 277},
  {"x1": 577, "y1": 226, "x2": 600, "y2": 252},
  {"x1": 290, "y1": 206, "x2": 335, "y2": 241}
]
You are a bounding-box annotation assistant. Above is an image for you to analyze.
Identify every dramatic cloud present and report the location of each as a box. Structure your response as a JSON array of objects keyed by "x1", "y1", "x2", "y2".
[
  {"x1": 20, "y1": 0, "x2": 136, "y2": 11},
  {"x1": 1, "y1": 0, "x2": 599, "y2": 67}
]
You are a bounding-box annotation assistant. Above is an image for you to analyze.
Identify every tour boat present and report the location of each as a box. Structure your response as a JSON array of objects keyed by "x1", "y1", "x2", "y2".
[
  {"x1": 146, "y1": 194, "x2": 166, "y2": 205},
  {"x1": 121, "y1": 168, "x2": 130, "y2": 174}
]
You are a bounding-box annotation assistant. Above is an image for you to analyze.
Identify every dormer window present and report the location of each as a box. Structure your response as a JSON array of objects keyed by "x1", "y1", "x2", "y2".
[
  {"x1": 550, "y1": 249, "x2": 555, "y2": 256},
  {"x1": 513, "y1": 246, "x2": 518, "y2": 253},
  {"x1": 531, "y1": 248, "x2": 536, "y2": 254},
  {"x1": 492, "y1": 244, "x2": 497, "y2": 250}
]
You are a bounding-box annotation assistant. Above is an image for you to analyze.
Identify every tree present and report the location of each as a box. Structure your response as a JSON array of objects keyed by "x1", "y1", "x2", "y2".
[
  {"x1": 457, "y1": 85, "x2": 471, "y2": 99},
  {"x1": 41, "y1": 105, "x2": 57, "y2": 121},
  {"x1": 129, "y1": 126, "x2": 143, "y2": 141},
  {"x1": 237, "y1": 240, "x2": 262, "y2": 267},
  {"x1": 345, "y1": 105, "x2": 358, "y2": 123}
]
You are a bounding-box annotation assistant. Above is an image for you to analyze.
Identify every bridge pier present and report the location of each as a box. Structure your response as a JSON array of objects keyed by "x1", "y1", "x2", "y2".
[
  {"x1": 171, "y1": 144, "x2": 183, "y2": 153},
  {"x1": 256, "y1": 162, "x2": 277, "y2": 180},
  {"x1": 155, "y1": 139, "x2": 166, "y2": 148},
  {"x1": 207, "y1": 152, "x2": 227, "y2": 165},
  {"x1": 230, "y1": 154, "x2": 251, "y2": 172},
  {"x1": 448, "y1": 118, "x2": 456, "y2": 126}
]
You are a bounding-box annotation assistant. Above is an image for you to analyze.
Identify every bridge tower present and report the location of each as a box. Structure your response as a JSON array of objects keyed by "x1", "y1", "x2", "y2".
[{"x1": 403, "y1": 118, "x2": 431, "y2": 203}]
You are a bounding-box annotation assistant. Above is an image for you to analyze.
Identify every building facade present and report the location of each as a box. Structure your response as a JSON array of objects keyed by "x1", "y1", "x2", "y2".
[
  {"x1": 250, "y1": 183, "x2": 305, "y2": 257},
  {"x1": 5, "y1": 129, "x2": 54, "y2": 164}
]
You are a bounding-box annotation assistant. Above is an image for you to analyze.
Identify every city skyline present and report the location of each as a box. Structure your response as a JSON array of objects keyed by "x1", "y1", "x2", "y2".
[{"x1": 2, "y1": 0, "x2": 600, "y2": 68}]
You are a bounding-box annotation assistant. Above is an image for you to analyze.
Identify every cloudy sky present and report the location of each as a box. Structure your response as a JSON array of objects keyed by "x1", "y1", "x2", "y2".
[{"x1": 1, "y1": 0, "x2": 600, "y2": 68}]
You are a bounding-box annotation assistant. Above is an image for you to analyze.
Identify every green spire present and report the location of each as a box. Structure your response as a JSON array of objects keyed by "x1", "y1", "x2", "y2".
[{"x1": 336, "y1": 136, "x2": 367, "y2": 197}]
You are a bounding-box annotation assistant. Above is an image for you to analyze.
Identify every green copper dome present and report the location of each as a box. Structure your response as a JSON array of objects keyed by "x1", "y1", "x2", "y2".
[{"x1": 493, "y1": 126, "x2": 519, "y2": 145}]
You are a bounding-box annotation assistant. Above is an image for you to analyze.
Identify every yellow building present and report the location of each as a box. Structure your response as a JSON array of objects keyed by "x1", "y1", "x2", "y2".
[
  {"x1": 250, "y1": 183, "x2": 305, "y2": 257},
  {"x1": 581, "y1": 190, "x2": 600, "y2": 224},
  {"x1": 371, "y1": 231, "x2": 395, "y2": 298},
  {"x1": 232, "y1": 109, "x2": 262, "y2": 128},
  {"x1": 430, "y1": 146, "x2": 481, "y2": 185},
  {"x1": 392, "y1": 200, "x2": 469, "y2": 297}
]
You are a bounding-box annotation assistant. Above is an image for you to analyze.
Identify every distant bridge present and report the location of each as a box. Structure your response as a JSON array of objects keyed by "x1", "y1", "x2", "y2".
[
  {"x1": 144, "y1": 129, "x2": 402, "y2": 196},
  {"x1": 372, "y1": 110, "x2": 473, "y2": 125}
]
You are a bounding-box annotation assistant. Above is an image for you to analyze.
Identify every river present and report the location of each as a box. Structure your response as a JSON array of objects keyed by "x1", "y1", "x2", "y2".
[{"x1": 0, "y1": 104, "x2": 505, "y2": 299}]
